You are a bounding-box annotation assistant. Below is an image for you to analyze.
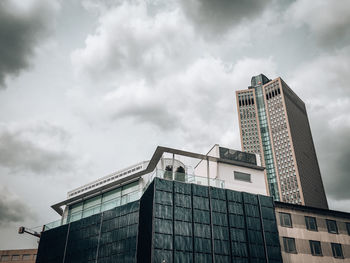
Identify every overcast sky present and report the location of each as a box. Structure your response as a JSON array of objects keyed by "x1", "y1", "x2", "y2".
[{"x1": 1, "y1": 0, "x2": 350, "y2": 249}]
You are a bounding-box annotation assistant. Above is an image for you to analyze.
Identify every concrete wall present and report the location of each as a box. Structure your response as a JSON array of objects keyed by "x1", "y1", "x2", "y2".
[
  {"x1": 281, "y1": 79, "x2": 328, "y2": 209},
  {"x1": 217, "y1": 162, "x2": 267, "y2": 195},
  {"x1": 275, "y1": 204, "x2": 350, "y2": 263},
  {"x1": 194, "y1": 145, "x2": 267, "y2": 195},
  {"x1": 0, "y1": 249, "x2": 37, "y2": 263}
]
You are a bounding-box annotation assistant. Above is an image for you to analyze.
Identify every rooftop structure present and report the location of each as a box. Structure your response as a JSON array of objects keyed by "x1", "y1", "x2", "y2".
[{"x1": 45, "y1": 145, "x2": 266, "y2": 230}]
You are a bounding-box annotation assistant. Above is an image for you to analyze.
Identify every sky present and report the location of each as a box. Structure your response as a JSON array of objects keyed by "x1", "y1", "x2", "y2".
[{"x1": 1, "y1": 0, "x2": 350, "y2": 249}]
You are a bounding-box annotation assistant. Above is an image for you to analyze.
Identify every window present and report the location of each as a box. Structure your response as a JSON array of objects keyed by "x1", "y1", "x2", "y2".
[
  {"x1": 1, "y1": 255, "x2": 9, "y2": 261},
  {"x1": 279, "y1": 212, "x2": 292, "y2": 227},
  {"x1": 234, "y1": 171, "x2": 251, "y2": 182},
  {"x1": 309, "y1": 240, "x2": 322, "y2": 256},
  {"x1": 305, "y1": 216, "x2": 318, "y2": 231},
  {"x1": 283, "y1": 237, "x2": 297, "y2": 253},
  {"x1": 11, "y1": 255, "x2": 20, "y2": 261},
  {"x1": 22, "y1": 254, "x2": 31, "y2": 260},
  {"x1": 346, "y1": 222, "x2": 350, "y2": 235},
  {"x1": 326, "y1": 219, "x2": 338, "y2": 234},
  {"x1": 331, "y1": 243, "x2": 343, "y2": 258}
]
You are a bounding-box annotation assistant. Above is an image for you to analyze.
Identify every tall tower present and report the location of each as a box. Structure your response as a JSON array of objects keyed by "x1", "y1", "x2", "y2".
[{"x1": 236, "y1": 74, "x2": 328, "y2": 209}]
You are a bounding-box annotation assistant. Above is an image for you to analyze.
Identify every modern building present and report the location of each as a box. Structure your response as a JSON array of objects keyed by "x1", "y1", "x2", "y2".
[
  {"x1": 0, "y1": 249, "x2": 37, "y2": 263},
  {"x1": 46, "y1": 145, "x2": 266, "y2": 229},
  {"x1": 236, "y1": 74, "x2": 328, "y2": 209},
  {"x1": 37, "y1": 178, "x2": 283, "y2": 263},
  {"x1": 275, "y1": 202, "x2": 350, "y2": 263},
  {"x1": 36, "y1": 145, "x2": 350, "y2": 263}
]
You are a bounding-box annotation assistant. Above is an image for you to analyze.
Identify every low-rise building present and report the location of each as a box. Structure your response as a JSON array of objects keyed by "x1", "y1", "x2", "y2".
[
  {"x1": 0, "y1": 249, "x2": 37, "y2": 263},
  {"x1": 275, "y1": 202, "x2": 350, "y2": 262}
]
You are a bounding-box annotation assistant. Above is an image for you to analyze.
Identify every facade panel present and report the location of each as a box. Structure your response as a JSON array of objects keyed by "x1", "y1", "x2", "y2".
[{"x1": 138, "y1": 178, "x2": 282, "y2": 263}]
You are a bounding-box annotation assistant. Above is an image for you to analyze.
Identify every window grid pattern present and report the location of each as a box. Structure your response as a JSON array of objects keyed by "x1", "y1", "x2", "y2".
[
  {"x1": 264, "y1": 82, "x2": 301, "y2": 205},
  {"x1": 150, "y1": 179, "x2": 283, "y2": 263},
  {"x1": 238, "y1": 91, "x2": 261, "y2": 155}
]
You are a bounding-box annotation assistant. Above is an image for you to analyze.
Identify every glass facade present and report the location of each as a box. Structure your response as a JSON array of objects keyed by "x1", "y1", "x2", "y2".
[
  {"x1": 253, "y1": 82, "x2": 279, "y2": 200},
  {"x1": 138, "y1": 178, "x2": 282, "y2": 263},
  {"x1": 45, "y1": 169, "x2": 225, "y2": 231},
  {"x1": 66, "y1": 181, "x2": 140, "y2": 224},
  {"x1": 37, "y1": 178, "x2": 283, "y2": 262},
  {"x1": 37, "y1": 201, "x2": 140, "y2": 263}
]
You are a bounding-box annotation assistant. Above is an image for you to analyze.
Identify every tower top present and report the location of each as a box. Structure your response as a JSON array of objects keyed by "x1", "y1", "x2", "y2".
[{"x1": 251, "y1": 74, "x2": 270, "y2": 87}]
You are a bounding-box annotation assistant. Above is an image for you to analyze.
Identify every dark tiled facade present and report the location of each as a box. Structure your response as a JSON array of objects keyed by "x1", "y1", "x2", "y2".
[{"x1": 36, "y1": 178, "x2": 282, "y2": 263}]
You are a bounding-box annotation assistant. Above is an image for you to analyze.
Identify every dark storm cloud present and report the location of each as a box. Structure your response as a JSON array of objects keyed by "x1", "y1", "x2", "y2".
[
  {"x1": 317, "y1": 126, "x2": 350, "y2": 201},
  {"x1": 180, "y1": 0, "x2": 273, "y2": 35},
  {"x1": 288, "y1": 47, "x2": 350, "y2": 201},
  {"x1": 0, "y1": 0, "x2": 58, "y2": 88},
  {"x1": 0, "y1": 187, "x2": 35, "y2": 225},
  {"x1": 0, "y1": 123, "x2": 74, "y2": 174}
]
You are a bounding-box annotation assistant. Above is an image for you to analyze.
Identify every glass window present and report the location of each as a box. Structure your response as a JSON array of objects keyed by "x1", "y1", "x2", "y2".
[
  {"x1": 346, "y1": 222, "x2": 350, "y2": 235},
  {"x1": 331, "y1": 243, "x2": 343, "y2": 258},
  {"x1": 305, "y1": 216, "x2": 318, "y2": 231},
  {"x1": 326, "y1": 219, "x2": 338, "y2": 234},
  {"x1": 102, "y1": 187, "x2": 121, "y2": 202},
  {"x1": 279, "y1": 212, "x2": 292, "y2": 227},
  {"x1": 84, "y1": 195, "x2": 101, "y2": 209},
  {"x1": 22, "y1": 254, "x2": 31, "y2": 260},
  {"x1": 283, "y1": 237, "x2": 297, "y2": 253},
  {"x1": 1, "y1": 255, "x2": 9, "y2": 261},
  {"x1": 234, "y1": 171, "x2": 251, "y2": 182},
  {"x1": 11, "y1": 255, "x2": 20, "y2": 261},
  {"x1": 121, "y1": 181, "x2": 139, "y2": 195},
  {"x1": 309, "y1": 240, "x2": 322, "y2": 256},
  {"x1": 69, "y1": 202, "x2": 83, "y2": 214}
]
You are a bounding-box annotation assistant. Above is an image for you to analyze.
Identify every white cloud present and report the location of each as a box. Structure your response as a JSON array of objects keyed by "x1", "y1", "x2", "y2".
[
  {"x1": 286, "y1": 0, "x2": 350, "y2": 47},
  {"x1": 288, "y1": 47, "x2": 350, "y2": 201},
  {"x1": 71, "y1": 1, "x2": 198, "y2": 86}
]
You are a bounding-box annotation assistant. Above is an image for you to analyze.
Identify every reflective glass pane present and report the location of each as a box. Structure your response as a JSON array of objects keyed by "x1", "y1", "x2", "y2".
[
  {"x1": 102, "y1": 188, "x2": 121, "y2": 202},
  {"x1": 84, "y1": 196, "x2": 101, "y2": 209},
  {"x1": 122, "y1": 181, "x2": 139, "y2": 195}
]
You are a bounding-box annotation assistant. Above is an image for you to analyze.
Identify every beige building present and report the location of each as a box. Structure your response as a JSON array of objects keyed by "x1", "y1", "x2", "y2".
[
  {"x1": 275, "y1": 202, "x2": 350, "y2": 262},
  {"x1": 236, "y1": 74, "x2": 328, "y2": 209},
  {"x1": 0, "y1": 249, "x2": 37, "y2": 263}
]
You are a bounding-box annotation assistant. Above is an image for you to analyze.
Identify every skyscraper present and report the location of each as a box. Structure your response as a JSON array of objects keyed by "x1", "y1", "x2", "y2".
[{"x1": 236, "y1": 74, "x2": 328, "y2": 209}]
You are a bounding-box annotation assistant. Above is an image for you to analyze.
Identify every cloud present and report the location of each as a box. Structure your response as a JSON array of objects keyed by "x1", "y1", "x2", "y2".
[
  {"x1": 71, "y1": 0, "x2": 278, "y2": 149},
  {"x1": 288, "y1": 47, "x2": 350, "y2": 201},
  {"x1": 70, "y1": 54, "x2": 277, "y2": 150},
  {"x1": 71, "y1": 1, "x2": 198, "y2": 85},
  {"x1": 0, "y1": 122, "x2": 75, "y2": 174},
  {"x1": 179, "y1": 0, "x2": 273, "y2": 36},
  {"x1": 0, "y1": 0, "x2": 59, "y2": 88},
  {"x1": 285, "y1": 0, "x2": 350, "y2": 48},
  {"x1": 0, "y1": 186, "x2": 35, "y2": 225}
]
